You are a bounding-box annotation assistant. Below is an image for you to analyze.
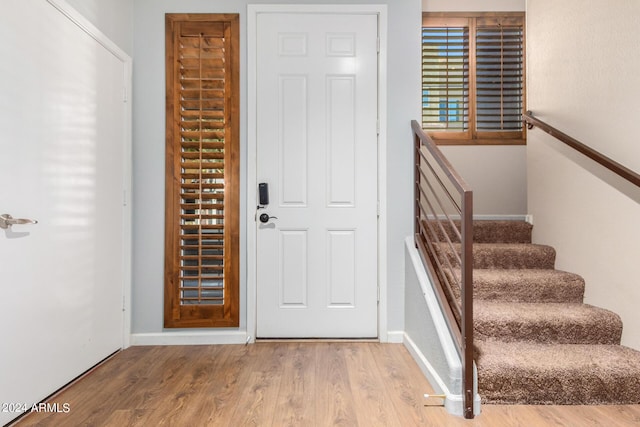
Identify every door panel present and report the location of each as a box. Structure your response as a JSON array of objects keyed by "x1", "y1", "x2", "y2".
[
  {"x1": 327, "y1": 76, "x2": 357, "y2": 206},
  {"x1": 280, "y1": 76, "x2": 308, "y2": 206},
  {"x1": 280, "y1": 230, "x2": 308, "y2": 306},
  {"x1": 0, "y1": 1, "x2": 126, "y2": 423},
  {"x1": 256, "y1": 13, "x2": 378, "y2": 338}
]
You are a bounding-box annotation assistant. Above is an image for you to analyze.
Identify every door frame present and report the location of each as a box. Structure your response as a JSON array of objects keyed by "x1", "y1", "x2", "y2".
[
  {"x1": 47, "y1": 0, "x2": 133, "y2": 348},
  {"x1": 247, "y1": 4, "x2": 388, "y2": 342}
]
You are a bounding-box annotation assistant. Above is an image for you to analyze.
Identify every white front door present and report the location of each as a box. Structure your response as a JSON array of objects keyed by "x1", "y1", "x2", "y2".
[
  {"x1": 255, "y1": 12, "x2": 379, "y2": 338},
  {"x1": 0, "y1": 1, "x2": 128, "y2": 423}
]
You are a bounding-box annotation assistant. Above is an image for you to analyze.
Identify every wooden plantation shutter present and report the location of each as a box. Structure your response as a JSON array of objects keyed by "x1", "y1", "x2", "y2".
[
  {"x1": 475, "y1": 15, "x2": 525, "y2": 139},
  {"x1": 421, "y1": 18, "x2": 470, "y2": 137},
  {"x1": 165, "y1": 14, "x2": 239, "y2": 328},
  {"x1": 422, "y1": 13, "x2": 525, "y2": 145}
]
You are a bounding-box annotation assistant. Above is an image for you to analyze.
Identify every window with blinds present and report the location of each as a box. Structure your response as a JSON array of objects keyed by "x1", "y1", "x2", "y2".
[
  {"x1": 476, "y1": 18, "x2": 524, "y2": 133},
  {"x1": 422, "y1": 13, "x2": 525, "y2": 145},
  {"x1": 422, "y1": 26, "x2": 469, "y2": 132},
  {"x1": 164, "y1": 14, "x2": 239, "y2": 328}
]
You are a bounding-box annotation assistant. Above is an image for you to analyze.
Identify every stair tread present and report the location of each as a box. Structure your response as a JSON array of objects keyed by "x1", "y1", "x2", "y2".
[
  {"x1": 472, "y1": 269, "x2": 585, "y2": 303},
  {"x1": 474, "y1": 301, "x2": 622, "y2": 344},
  {"x1": 473, "y1": 268, "x2": 583, "y2": 282},
  {"x1": 471, "y1": 242, "x2": 553, "y2": 250},
  {"x1": 477, "y1": 339, "x2": 640, "y2": 372},
  {"x1": 476, "y1": 339, "x2": 640, "y2": 404},
  {"x1": 455, "y1": 221, "x2": 639, "y2": 405},
  {"x1": 475, "y1": 300, "x2": 619, "y2": 322},
  {"x1": 441, "y1": 242, "x2": 556, "y2": 269}
]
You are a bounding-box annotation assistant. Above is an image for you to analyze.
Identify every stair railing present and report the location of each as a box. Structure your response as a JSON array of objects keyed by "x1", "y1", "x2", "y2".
[
  {"x1": 412, "y1": 120, "x2": 474, "y2": 419},
  {"x1": 523, "y1": 111, "x2": 640, "y2": 187}
]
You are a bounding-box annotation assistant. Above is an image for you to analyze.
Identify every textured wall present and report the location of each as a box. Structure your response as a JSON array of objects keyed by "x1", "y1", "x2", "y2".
[{"x1": 527, "y1": 0, "x2": 640, "y2": 349}]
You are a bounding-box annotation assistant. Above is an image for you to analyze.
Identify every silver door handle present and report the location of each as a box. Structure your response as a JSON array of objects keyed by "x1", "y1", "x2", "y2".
[{"x1": 0, "y1": 214, "x2": 38, "y2": 230}]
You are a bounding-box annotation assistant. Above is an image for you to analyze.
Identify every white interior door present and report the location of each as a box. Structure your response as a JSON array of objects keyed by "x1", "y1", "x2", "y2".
[
  {"x1": 256, "y1": 12, "x2": 379, "y2": 338},
  {"x1": 0, "y1": 1, "x2": 128, "y2": 423}
]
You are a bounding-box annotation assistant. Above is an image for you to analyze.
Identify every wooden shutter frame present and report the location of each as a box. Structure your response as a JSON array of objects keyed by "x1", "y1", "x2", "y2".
[
  {"x1": 422, "y1": 20, "x2": 472, "y2": 140},
  {"x1": 164, "y1": 13, "x2": 240, "y2": 328},
  {"x1": 422, "y1": 12, "x2": 526, "y2": 146}
]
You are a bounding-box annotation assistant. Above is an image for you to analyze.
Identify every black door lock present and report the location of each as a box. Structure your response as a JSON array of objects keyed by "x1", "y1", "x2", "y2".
[
  {"x1": 259, "y1": 213, "x2": 278, "y2": 223},
  {"x1": 258, "y1": 183, "x2": 269, "y2": 206}
]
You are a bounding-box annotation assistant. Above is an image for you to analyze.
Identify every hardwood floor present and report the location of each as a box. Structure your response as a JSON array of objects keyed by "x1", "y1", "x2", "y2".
[{"x1": 13, "y1": 343, "x2": 640, "y2": 426}]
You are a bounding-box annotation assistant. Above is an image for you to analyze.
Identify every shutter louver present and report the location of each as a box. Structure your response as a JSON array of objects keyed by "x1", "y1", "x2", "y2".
[
  {"x1": 422, "y1": 13, "x2": 525, "y2": 145},
  {"x1": 165, "y1": 15, "x2": 239, "y2": 328},
  {"x1": 178, "y1": 29, "x2": 226, "y2": 306},
  {"x1": 476, "y1": 23, "x2": 524, "y2": 132},
  {"x1": 422, "y1": 27, "x2": 470, "y2": 131}
]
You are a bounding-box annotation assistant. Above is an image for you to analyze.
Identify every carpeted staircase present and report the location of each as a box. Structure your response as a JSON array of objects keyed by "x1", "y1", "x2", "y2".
[{"x1": 440, "y1": 220, "x2": 640, "y2": 405}]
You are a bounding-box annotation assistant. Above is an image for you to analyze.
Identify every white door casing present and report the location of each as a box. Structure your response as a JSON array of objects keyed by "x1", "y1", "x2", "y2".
[
  {"x1": 0, "y1": 1, "x2": 131, "y2": 423},
  {"x1": 253, "y1": 10, "x2": 382, "y2": 338}
]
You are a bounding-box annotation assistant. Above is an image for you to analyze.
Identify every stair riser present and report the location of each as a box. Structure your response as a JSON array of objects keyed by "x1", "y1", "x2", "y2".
[
  {"x1": 476, "y1": 340, "x2": 640, "y2": 405},
  {"x1": 474, "y1": 322, "x2": 622, "y2": 345},
  {"x1": 474, "y1": 282, "x2": 584, "y2": 303},
  {"x1": 473, "y1": 247, "x2": 555, "y2": 269},
  {"x1": 479, "y1": 373, "x2": 640, "y2": 405},
  {"x1": 437, "y1": 245, "x2": 556, "y2": 270},
  {"x1": 427, "y1": 220, "x2": 533, "y2": 244}
]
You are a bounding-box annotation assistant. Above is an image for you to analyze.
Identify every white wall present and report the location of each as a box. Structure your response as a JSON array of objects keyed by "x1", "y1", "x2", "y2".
[
  {"x1": 404, "y1": 238, "x2": 481, "y2": 416},
  {"x1": 442, "y1": 146, "x2": 527, "y2": 216},
  {"x1": 64, "y1": 0, "x2": 134, "y2": 55},
  {"x1": 527, "y1": 0, "x2": 640, "y2": 349},
  {"x1": 132, "y1": 0, "x2": 421, "y2": 337},
  {"x1": 422, "y1": 0, "x2": 527, "y2": 216}
]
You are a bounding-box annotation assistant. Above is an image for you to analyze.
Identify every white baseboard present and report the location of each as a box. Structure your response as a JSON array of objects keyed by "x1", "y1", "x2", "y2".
[
  {"x1": 386, "y1": 330, "x2": 405, "y2": 343},
  {"x1": 403, "y1": 333, "x2": 458, "y2": 415},
  {"x1": 130, "y1": 331, "x2": 249, "y2": 346},
  {"x1": 473, "y1": 214, "x2": 528, "y2": 221},
  {"x1": 403, "y1": 333, "x2": 480, "y2": 417},
  {"x1": 430, "y1": 214, "x2": 528, "y2": 221}
]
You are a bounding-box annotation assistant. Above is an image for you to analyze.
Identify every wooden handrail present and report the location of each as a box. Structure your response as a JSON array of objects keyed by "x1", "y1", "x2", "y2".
[
  {"x1": 524, "y1": 111, "x2": 640, "y2": 188},
  {"x1": 412, "y1": 120, "x2": 474, "y2": 419}
]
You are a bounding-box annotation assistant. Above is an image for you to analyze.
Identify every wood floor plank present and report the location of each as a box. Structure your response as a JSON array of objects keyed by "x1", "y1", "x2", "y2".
[
  {"x1": 143, "y1": 348, "x2": 228, "y2": 426},
  {"x1": 226, "y1": 343, "x2": 285, "y2": 426},
  {"x1": 340, "y1": 343, "x2": 402, "y2": 427},
  {"x1": 11, "y1": 343, "x2": 640, "y2": 427},
  {"x1": 167, "y1": 344, "x2": 252, "y2": 426},
  {"x1": 371, "y1": 341, "x2": 434, "y2": 425},
  {"x1": 477, "y1": 405, "x2": 539, "y2": 427},
  {"x1": 100, "y1": 409, "x2": 149, "y2": 427},
  {"x1": 196, "y1": 344, "x2": 257, "y2": 425},
  {"x1": 90, "y1": 345, "x2": 201, "y2": 426},
  {"x1": 314, "y1": 343, "x2": 359, "y2": 426},
  {"x1": 271, "y1": 343, "x2": 317, "y2": 426},
  {"x1": 594, "y1": 405, "x2": 640, "y2": 427},
  {"x1": 548, "y1": 405, "x2": 638, "y2": 427}
]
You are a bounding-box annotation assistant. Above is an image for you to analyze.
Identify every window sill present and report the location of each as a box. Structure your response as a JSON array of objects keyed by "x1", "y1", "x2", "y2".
[{"x1": 432, "y1": 138, "x2": 527, "y2": 146}]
